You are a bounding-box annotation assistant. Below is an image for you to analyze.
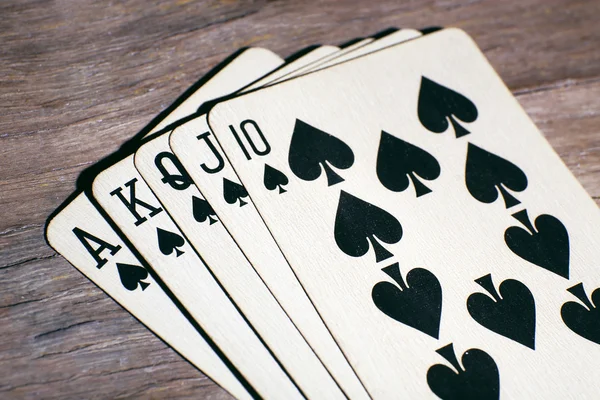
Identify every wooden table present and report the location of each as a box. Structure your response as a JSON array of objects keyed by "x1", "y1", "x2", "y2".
[{"x1": 1, "y1": 0, "x2": 599, "y2": 398}]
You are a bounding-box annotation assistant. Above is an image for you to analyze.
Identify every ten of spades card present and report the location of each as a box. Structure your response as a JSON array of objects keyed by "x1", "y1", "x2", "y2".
[
  {"x1": 167, "y1": 27, "x2": 424, "y2": 399},
  {"x1": 205, "y1": 28, "x2": 600, "y2": 398}
]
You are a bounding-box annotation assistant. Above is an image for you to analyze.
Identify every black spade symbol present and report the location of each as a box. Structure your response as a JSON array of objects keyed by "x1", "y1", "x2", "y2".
[
  {"x1": 561, "y1": 283, "x2": 600, "y2": 345},
  {"x1": 288, "y1": 119, "x2": 354, "y2": 186},
  {"x1": 116, "y1": 263, "x2": 150, "y2": 291},
  {"x1": 465, "y1": 143, "x2": 528, "y2": 209},
  {"x1": 505, "y1": 209, "x2": 569, "y2": 279},
  {"x1": 223, "y1": 178, "x2": 248, "y2": 207},
  {"x1": 427, "y1": 343, "x2": 499, "y2": 400},
  {"x1": 467, "y1": 274, "x2": 536, "y2": 349},
  {"x1": 263, "y1": 163, "x2": 289, "y2": 194},
  {"x1": 334, "y1": 190, "x2": 402, "y2": 263},
  {"x1": 417, "y1": 76, "x2": 478, "y2": 138},
  {"x1": 372, "y1": 262, "x2": 442, "y2": 338},
  {"x1": 376, "y1": 131, "x2": 441, "y2": 197},
  {"x1": 157, "y1": 228, "x2": 185, "y2": 257},
  {"x1": 192, "y1": 195, "x2": 218, "y2": 225}
]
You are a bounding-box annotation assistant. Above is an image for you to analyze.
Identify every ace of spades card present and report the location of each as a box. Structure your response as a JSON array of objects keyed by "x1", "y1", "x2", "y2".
[
  {"x1": 44, "y1": 47, "x2": 290, "y2": 400},
  {"x1": 206, "y1": 28, "x2": 600, "y2": 398},
  {"x1": 46, "y1": 193, "x2": 251, "y2": 400},
  {"x1": 48, "y1": 49, "x2": 314, "y2": 398}
]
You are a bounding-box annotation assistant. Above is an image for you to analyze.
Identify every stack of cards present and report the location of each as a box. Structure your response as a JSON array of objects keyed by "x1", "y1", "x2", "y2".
[{"x1": 46, "y1": 27, "x2": 600, "y2": 399}]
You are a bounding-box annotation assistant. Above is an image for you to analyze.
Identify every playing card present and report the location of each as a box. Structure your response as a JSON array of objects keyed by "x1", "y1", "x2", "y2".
[
  {"x1": 272, "y1": 37, "x2": 374, "y2": 82},
  {"x1": 168, "y1": 28, "x2": 424, "y2": 399},
  {"x1": 310, "y1": 28, "x2": 421, "y2": 68},
  {"x1": 249, "y1": 29, "x2": 422, "y2": 91},
  {"x1": 46, "y1": 193, "x2": 251, "y2": 400},
  {"x1": 46, "y1": 48, "x2": 296, "y2": 398},
  {"x1": 134, "y1": 136, "x2": 347, "y2": 399},
  {"x1": 133, "y1": 43, "x2": 374, "y2": 399},
  {"x1": 243, "y1": 45, "x2": 340, "y2": 91},
  {"x1": 269, "y1": 28, "x2": 421, "y2": 83},
  {"x1": 147, "y1": 47, "x2": 284, "y2": 134},
  {"x1": 205, "y1": 28, "x2": 600, "y2": 398},
  {"x1": 92, "y1": 158, "x2": 303, "y2": 399}
]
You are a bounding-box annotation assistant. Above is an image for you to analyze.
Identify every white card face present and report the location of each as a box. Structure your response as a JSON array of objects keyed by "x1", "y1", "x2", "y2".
[
  {"x1": 46, "y1": 193, "x2": 251, "y2": 400},
  {"x1": 206, "y1": 28, "x2": 600, "y2": 398},
  {"x1": 138, "y1": 46, "x2": 370, "y2": 399},
  {"x1": 92, "y1": 157, "x2": 303, "y2": 399},
  {"x1": 134, "y1": 134, "x2": 346, "y2": 400},
  {"x1": 267, "y1": 29, "x2": 421, "y2": 87},
  {"x1": 307, "y1": 29, "x2": 422, "y2": 70},
  {"x1": 243, "y1": 45, "x2": 340, "y2": 92},
  {"x1": 169, "y1": 114, "x2": 370, "y2": 400},
  {"x1": 270, "y1": 38, "x2": 374, "y2": 84},
  {"x1": 166, "y1": 30, "x2": 430, "y2": 399},
  {"x1": 47, "y1": 48, "x2": 289, "y2": 397},
  {"x1": 148, "y1": 47, "x2": 284, "y2": 135}
]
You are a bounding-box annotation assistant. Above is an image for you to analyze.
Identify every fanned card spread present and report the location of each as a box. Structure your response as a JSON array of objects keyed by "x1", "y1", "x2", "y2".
[{"x1": 46, "y1": 27, "x2": 599, "y2": 399}]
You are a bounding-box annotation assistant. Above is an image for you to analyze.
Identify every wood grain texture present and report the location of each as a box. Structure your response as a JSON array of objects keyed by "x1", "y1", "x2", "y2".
[{"x1": 1, "y1": 0, "x2": 598, "y2": 398}]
